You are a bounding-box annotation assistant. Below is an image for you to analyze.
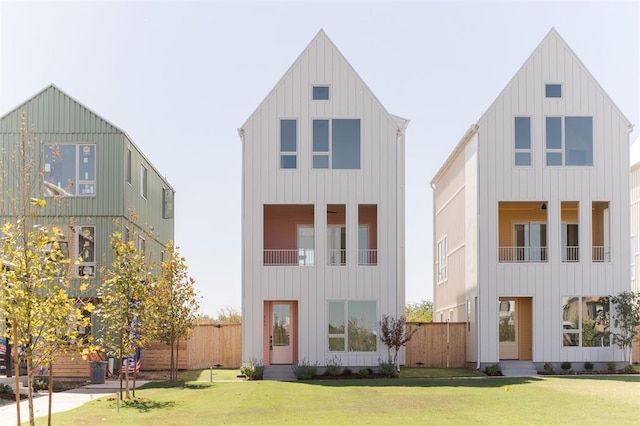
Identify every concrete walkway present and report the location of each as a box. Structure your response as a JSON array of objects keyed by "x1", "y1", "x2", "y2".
[
  {"x1": 263, "y1": 365, "x2": 297, "y2": 381},
  {"x1": 0, "y1": 380, "x2": 149, "y2": 426}
]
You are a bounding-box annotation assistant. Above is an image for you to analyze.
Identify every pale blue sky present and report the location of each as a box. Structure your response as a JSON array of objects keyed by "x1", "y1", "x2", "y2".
[{"x1": 1, "y1": 1, "x2": 638, "y2": 317}]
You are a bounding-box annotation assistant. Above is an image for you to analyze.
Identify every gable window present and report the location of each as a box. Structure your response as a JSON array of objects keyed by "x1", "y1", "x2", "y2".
[
  {"x1": 77, "y1": 226, "x2": 95, "y2": 277},
  {"x1": 436, "y1": 237, "x2": 447, "y2": 283},
  {"x1": 140, "y1": 164, "x2": 148, "y2": 198},
  {"x1": 312, "y1": 86, "x2": 329, "y2": 100},
  {"x1": 546, "y1": 116, "x2": 593, "y2": 166},
  {"x1": 327, "y1": 301, "x2": 376, "y2": 352},
  {"x1": 280, "y1": 119, "x2": 297, "y2": 169},
  {"x1": 514, "y1": 117, "x2": 531, "y2": 166},
  {"x1": 312, "y1": 119, "x2": 361, "y2": 170},
  {"x1": 545, "y1": 84, "x2": 562, "y2": 98},
  {"x1": 126, "y1": 148, "x2": 132, "y2": 184},
  {"x1": 43, "y1": 143, "x2": 96, "y2": 196},
  {"x1": 562, "y1": 296, "x2": 609, "y2": 347}
]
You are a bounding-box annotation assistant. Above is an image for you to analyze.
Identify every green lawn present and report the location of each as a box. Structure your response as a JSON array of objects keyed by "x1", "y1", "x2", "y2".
[{"x1": 36, "y1": 369, "x2": 640, "y2": 425}]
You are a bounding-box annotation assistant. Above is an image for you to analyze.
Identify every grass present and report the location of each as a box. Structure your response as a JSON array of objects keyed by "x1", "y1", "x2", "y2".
[{"x1": 36, "y1": 368, "x2": 639, "y2": 425}]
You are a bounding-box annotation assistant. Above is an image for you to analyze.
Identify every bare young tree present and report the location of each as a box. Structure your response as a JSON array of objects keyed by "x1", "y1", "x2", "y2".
[{"x1": 378, "y1": 315, "x2": 416, "y2": 369}]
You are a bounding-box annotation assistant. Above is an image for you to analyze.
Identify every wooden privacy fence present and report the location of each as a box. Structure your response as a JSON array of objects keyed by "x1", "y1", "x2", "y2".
[{"x1": 404, "y1": 322, "x2": 466, "y2": 368}]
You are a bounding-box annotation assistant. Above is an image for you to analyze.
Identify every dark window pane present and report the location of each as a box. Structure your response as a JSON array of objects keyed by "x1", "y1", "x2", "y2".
[
  {"x1": 565, "y1": 117, "x2": 593, "y2": 166},
  {"x1": 547, "y1": 152, "x2": 563, "y2": 166},
  {"x1": 332, "y1": 119, "x2": 360, "y2": 169},
  {"x1": 313, "y1": 120, "x2": 329, "y2": 152},
  {"x1": 280, "y1": 120, "x2": 297, "y2": 152},
  {"x1": 281, "y1": 155, "x2": 296, "y2": 169},
  {"x1": 546, "y1": 117, "x2": 562, "y2": 149},
  {"x1": 515, "y1": 152, "x2": 531, "y2": 166},
  {"x1": 514, "y1": 117, "x2": 530, "y2": 149},
  {"x1": 313, "y1": 155, "x2": 329, "y2": 169},
  {"x1": 313, "y1": 86, "x2": 329, "y2": 100},
  {"x1": 545, "y1": 84, "x2": 562, "y2": 98}
]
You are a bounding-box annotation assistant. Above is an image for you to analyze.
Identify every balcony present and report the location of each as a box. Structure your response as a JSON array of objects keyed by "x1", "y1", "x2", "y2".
[
  {"x1": 498, "y1": 246, "x2": 548, "y2": 263},
  {"x1": 263, "y1": 204, "x2": 314, "y2": 266},
  {"x1": 498, "y1": 201, "x2": 548, "y2": 264}
]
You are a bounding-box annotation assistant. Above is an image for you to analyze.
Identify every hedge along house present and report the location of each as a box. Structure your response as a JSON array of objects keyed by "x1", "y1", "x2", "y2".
[
  {"x1": 0, "y1": 84, "x2": 175, "y2": 347},
  {"x1": 239, "y1": 30, "x2": 408, "y2": 368},
  {"x1": 431, "y1": 29, "x2": 633, "y2": 373}
]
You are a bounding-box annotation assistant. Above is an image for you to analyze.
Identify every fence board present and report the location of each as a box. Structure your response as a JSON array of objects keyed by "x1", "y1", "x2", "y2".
[{"x1": 404, "y1": 322, "x2": 466, "y2": 368}]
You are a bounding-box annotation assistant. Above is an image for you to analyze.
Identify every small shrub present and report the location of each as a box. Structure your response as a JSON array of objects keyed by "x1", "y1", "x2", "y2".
[
  {"x1": 484, "y1": 364, "x2": 501, "y2": 376},
  {"x1": 543, "y1": 362, "x2": 555, "y2": 374},
  {"x1": 378, "y1": 359, "x2": 398, "y2": 377},
  {"x1": 324, "y1": 356, "x2": 342, "y2": 376},
  {"x1": 0, "y1": 383, "x2": 13, "y2": 394},
  {"x1": 623, "y1": 364, "x2": 634, "y2": 374},
  {"x1": 240, "y1": 358, "x2": 264, "y2": 380},
  {"x1": 292, "y1": 359, "x2": 318, "y2": 380},
  {"x1": 342, "y1": 367, "x2": 352, "y2": 376},
  {"x1": 607, "y1": 361, "x2": 617, "y2": 372},
  {"x1": 33, "y1": 378, "x2": 49, "y2": 391},
  {"x1": 583, "y1": 362, "x2": 594, "y2": 372},
  {"x1": 359, "y1": 368, "x2": 371, "y2": 377},
  {"x1": 560, "y1": 362, "x2": 571, "y2": 372}
]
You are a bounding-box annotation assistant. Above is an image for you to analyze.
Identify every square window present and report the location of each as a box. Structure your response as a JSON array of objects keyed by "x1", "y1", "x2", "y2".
[
  {"x1": 281, "y1": 155, "x2": 296, "y2": 169},
  {"x1": 43, "y1": 143, "x2": 96, "y2": 197},
  {"x1": 313, "y1": 86, "x2": 329, "y2": 100},
  {"x1": 545, "y1": 84, "x2": 562, "y2": 98},
  {"x1": 515, "y1": 152, "x2": 531, "y2": 166}
]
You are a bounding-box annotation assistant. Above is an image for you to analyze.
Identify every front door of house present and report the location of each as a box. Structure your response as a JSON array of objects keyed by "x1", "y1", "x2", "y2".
[
  {"x1": 270, "y1": 303, "x2": 293, "y2": 364},
  {"x1": 499, "y1": 299, "x2": 518, "y2": 359}
]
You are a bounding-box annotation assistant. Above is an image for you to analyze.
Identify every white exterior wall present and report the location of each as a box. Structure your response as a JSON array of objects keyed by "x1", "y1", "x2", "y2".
[
  {"x1": 240, "y1": 31, "x2": 406, "y2": 366},
  {"x1": 476, "y1": 30, "x2": 631, "y2": 364},
  {"x1": 630, "y1": 138, "x2": 640, "y2": 295}
]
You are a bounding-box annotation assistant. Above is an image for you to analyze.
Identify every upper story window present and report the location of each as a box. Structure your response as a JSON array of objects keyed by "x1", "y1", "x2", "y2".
[
  {"x1": 126, "y1": 148, "x2": 132, "y2": 185},
  {"x1": 163, "y1": 188, "x2": 174, "y2": 219},
  {"x1": 43, "y1": 143, "x2": 96, "y2": 196},
  {"x1": 546, "y1": 116, "x2": 593, "y2": 166},
  {"x1": 514, "y1": 117, "x2": 531, "y2": 166},
  {"x1": 545, "y1": 84, "x2": 562, "y2": 98},
  {"x1": 77, "y1": 226, "x2": 95, "y2": 277},
  {"x1": 437, "y1": 237, "x2": 447, "y2": 283},
  {"x1": 138, "y1": 235, "x2": 146, "y2": 255},
  {"x1": 312, "y1": 86, "x2": 330, "y2": 100},
  {"x1": 313, "y1": 119, "x2": 361, "y2": 170},
  {"x1": 280, "y1": 119, "x2": 297, "y2": 169},
  {"x1": 140, "y1": 164, "x2": 148, "y2": 198}
]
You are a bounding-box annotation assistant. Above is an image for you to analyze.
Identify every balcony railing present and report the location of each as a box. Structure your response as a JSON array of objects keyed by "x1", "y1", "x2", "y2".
[
  {"x1": 561, "y1": 246, "x2": 579, "y2": 262},
  {"x1": 592, "y1": 246, "x2": 610, "y2": 262},
  {"x1": 264, "y1": 249, "x2": 315, "y2": 266},
  {"x1": 358, "y1": 249, "x2": 378, "y2": 266},
  {"x1": 498, "y1": 246, "x2": 548, "y2": 263},
  {"x1": 327, "y1": 249, "x2": 346, "y2": 266}
]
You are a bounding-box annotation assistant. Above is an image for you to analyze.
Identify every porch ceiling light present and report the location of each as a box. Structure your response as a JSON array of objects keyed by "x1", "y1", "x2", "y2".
[{"x1": 541, "y1": 203, "x2": 547, "y2": 210}]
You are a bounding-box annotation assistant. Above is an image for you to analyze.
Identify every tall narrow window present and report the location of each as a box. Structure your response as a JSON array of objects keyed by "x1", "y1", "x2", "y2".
[
  {"x1": 327, "y1": 204, "x2": 346, "y2": 265},
  {"x1": 126, "y1": 148, "x2": 132, "y2": 184},
  {"x1": 313, "y1": 120, "x2": 329, "y2": 169},
  {"x1": 138, "y1": 235, "x2": 146, "y2": 255},
  {"x1": 514, "y1": 223, "x2": 547, "y2": 262},
  {"x1": 140, "y1": 165, "x2": 147, "y2": 198},
  {"x1": 514, "y1": 117, "x2": 531, "y2": 166},
  {"x1": 592, "y1": 202, "x2": 610, "y2": 262},
  {"x1": 163, "y1": 188, "x2": 174, "y2": 219},
  {"x1": 437, "y1": 237, "x2": 447, "y2": 282},
  {"x1": 358, "y1": 204, "x2": 377, "y2": 265},
  {"x1": 77, "y1": 226, "x2": 95, "y2": 277},
  {"x1": 280, "y1": 119, "x2": 297, "y2": 169},
  {"x1": 561, "y1": 201, "x2": 579, "y2": 262}
]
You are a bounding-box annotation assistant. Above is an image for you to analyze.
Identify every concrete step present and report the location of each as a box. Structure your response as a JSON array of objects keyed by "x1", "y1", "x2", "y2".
[
  {"x1": 500, "y1": 361, "x2": 537, "y2": 377},
  {"x1": 263, "y1": 365, "x2": 296, "y2": 381}
]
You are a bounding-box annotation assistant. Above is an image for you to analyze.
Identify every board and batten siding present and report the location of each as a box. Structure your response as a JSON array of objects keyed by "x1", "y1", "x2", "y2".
[
  {"x1": 241, "y1": 31, "x2": 405, "y2": 366},
  {"x1": 475, "y1": 30, "x2": 631, "y2": 363}
]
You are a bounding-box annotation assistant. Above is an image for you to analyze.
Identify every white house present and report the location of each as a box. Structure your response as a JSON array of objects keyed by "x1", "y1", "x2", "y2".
[
  {"x1": 431, "y1": 29, "x2": 633, "y2": 372},
  {"x1": 238, "y1": 30, "x2": 408, "y2": 368}
]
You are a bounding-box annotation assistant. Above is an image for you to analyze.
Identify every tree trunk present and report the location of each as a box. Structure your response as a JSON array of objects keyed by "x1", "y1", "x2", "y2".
[
  {"x1": 47, "y1": 362, "x2": 53, "y2": 426},
  {"x1": 13, "y1": 322, "x2": 20, "y2": 426},
  {"x1": 169, "y1": 338, "x2": 175, "y2": 382},
  {"x1": 26, "y1": 349, "x2": 34, "y2": 425}
]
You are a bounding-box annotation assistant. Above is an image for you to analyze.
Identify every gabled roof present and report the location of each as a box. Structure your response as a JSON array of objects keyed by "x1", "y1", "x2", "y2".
[
  {"x1": 239, "y1": 29, "x2": 406, "y2": 134},
  {"x1": 0, "y1": 84, "x2": 125, "y2": 134},
  {"x1": 431, "y1": 28, "x2": 633, "y2": 184}
]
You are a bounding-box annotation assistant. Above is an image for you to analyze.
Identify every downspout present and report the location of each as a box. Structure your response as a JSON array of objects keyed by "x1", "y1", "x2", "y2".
[
  {"x1": 474, "y1": 124, "x2": 481, "y2": 371},
  {"x1": 396, "y1": 122, "x2": 408, "y2": 371},
  {"x1": 237, "y1": 127, "x2": 246, "y2": 362}
]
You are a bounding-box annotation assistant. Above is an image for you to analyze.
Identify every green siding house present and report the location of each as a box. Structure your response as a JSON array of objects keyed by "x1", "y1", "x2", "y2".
[{"x1": 0, "y1": 84, "x2": 174, "y2": 330}]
